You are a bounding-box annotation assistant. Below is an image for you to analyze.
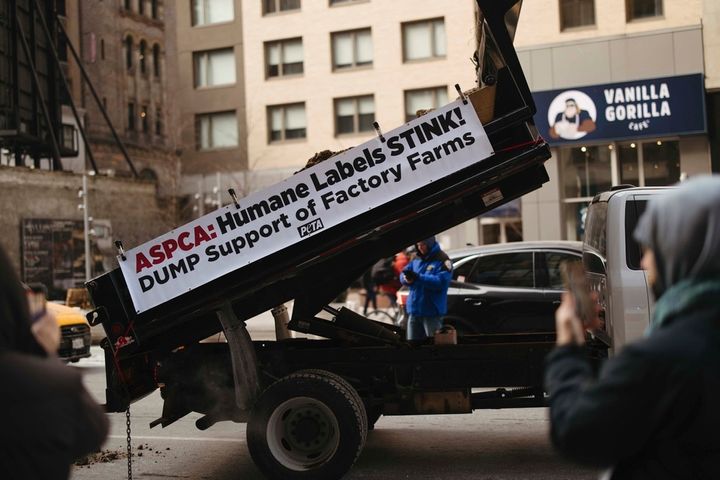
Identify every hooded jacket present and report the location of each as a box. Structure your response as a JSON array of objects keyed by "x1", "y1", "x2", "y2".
[
  {"x1": 0, "y1": 245, "x2": 109, "y2": 480},
  {"x1": 544, "y1": 176, "x2": 720, "y2": 479},
  {"x1": 401, "y1": 240, "x2": 452, "y2": 317}
]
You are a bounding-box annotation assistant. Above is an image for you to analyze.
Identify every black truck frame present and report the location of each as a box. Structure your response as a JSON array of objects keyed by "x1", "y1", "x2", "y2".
[{"x1": 86, "y1": 2, "x2": 606, "y2": 478}]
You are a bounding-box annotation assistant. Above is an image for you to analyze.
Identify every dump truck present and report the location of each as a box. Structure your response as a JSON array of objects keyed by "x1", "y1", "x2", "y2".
[{"x1": 86, "y1": 1, "x2": 608, "y2": 478}]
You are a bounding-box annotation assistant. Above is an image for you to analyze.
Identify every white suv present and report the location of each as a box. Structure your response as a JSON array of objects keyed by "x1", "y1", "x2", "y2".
[{"x1": 583, "y1": 186, "x2": 672, "y2": 354}]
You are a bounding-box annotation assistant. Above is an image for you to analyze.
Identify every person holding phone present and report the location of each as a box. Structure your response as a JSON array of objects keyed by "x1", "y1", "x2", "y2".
[
  {"x1": 401, "y1": 236, "x2": 452, "y2": 341},
  {"x1": 0, "y1": 244, "x2": 108, "y2": 480},
  {"x1": 544, "y1": 176, "x2": 720, "y2": 479}
]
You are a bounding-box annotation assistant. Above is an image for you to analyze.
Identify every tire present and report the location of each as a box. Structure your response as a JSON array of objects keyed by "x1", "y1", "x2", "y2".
[
  {"x1": 296, "y1": 369, "x2": 368, "y2": 438},
  {"x1": 247, "y1": 372, "x2": 367, "y2": 480}
]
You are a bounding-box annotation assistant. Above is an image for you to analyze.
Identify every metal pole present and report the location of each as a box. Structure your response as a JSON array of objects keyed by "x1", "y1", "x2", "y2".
[
  {"x1": 30, "y1": 0, "x2": 98, "y2": 175},
  {"x1": 83, "y1": 173, "x2": 91, "y2": 281},
  {"x1": 55, "y1": 20, "x2": 139, "y2": 178},
  {"x1": 198, "y1": 179, "x2": 205, "y2": 217},
  {"x1": 216, "y1": 172, "x2": 221, "y2": 209}
]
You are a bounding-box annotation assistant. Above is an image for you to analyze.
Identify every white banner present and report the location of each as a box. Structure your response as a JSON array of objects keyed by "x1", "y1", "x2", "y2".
[{"x1": 119, "y1": 99, "x2": 494, "y2": 313}]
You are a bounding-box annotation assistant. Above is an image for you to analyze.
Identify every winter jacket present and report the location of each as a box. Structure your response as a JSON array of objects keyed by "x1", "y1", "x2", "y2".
[
  {"x1": 0, "y1": 245, "x2": 109, "y2": 479},
  {"x1": 400, "y1": 243, "x2": 452, "y2": 317},
  {"x1": 544, "y1": 302, "x2": 720, "y2": 479}
]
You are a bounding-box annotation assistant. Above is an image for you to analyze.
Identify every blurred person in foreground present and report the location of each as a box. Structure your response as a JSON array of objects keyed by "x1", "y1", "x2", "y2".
[
  {"x1": 0, "y1": 244, "x2": 108, "y2": 480},
  {"x1": 401, "y1": 236, "x2": 452, "y2": 341},
  {"x1": 545, "y1": 175, "x2": 720, "y2": 479}
]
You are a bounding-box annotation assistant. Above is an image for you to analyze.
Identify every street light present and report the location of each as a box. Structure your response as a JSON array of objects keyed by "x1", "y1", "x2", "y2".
[{"x1": 77, "y1": 173, "x2": 91, "y2": 282}]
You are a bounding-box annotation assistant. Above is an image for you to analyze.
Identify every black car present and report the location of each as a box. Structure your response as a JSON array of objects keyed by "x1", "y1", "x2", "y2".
[{"x1": 435, "y1": 241, "x2": 582, "y2": 335}]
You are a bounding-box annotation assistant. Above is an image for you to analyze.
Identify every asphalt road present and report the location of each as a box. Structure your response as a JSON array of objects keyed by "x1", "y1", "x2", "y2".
[{"x1": 69, "y1": 342, "x2": 600, "y2": 480}]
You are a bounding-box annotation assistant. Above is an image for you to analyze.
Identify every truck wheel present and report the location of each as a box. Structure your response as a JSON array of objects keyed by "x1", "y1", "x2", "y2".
[
  {"x1": 295, "y1": 369, "x2": 368, "y2": 438},
  {"x1": 247, "y1": 372, "x2": 366, "y2": 480}
]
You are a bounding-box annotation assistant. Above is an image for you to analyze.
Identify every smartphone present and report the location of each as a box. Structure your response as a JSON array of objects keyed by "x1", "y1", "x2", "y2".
[
  {"x1": 26, "y1": 283, "x2": 48, "y2": 323},
  {"x1": 560, "y1": 261, "x2": 597, "y2": 328}
]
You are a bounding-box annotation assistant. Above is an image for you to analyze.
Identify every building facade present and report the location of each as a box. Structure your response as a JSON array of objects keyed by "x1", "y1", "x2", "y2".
[
  {"x1": 78, "y1": 0, "x2": 180, "y2": 196},
  {"x1": 175, "y1": 0, "x2": 488, "y2": 236},
  {"x1": 515, "y1": 0, "x2": 718, "y2": 241}
]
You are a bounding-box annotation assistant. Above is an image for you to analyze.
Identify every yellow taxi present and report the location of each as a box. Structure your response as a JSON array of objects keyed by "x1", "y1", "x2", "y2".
[{"x1": 47, "y1": 302, "x2": 92, "y2": 362}]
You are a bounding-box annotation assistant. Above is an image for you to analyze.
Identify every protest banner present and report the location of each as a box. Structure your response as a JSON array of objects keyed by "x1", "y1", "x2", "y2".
[{"x1": 119, "y1": 99, "x2": 494, "y2": 313}]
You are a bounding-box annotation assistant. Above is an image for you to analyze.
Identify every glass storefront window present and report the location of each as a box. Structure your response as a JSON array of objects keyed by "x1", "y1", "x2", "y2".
[
  {"x1": 561, "y1": 145, "x2": 612, "y2": 198},
  {"x1": 563, "y1": 202, "x2": 589, "y2": 242},
  {"x1": 643, "y1": 140, "x2": 680, "y2": 186},
  {"x1": 618, "y1": 143, "x2": 639, "y2": 186}
]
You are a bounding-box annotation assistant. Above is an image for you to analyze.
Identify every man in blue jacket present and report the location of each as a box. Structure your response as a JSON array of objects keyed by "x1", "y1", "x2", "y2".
[{"x1": 400, "y1": 236, "x2": 452, "y2": 341}]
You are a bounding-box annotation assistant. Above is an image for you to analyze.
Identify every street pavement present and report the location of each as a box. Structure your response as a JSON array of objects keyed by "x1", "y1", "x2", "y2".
[{"x1": 69, "y1": 303, "x2": 600, "y2": 480}]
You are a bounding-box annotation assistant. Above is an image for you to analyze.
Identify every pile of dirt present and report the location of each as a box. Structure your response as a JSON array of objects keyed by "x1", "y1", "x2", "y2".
[
  {"x1": 74, "y1": 444, "x2": 173, "y2": 466},
  {"x1": 298, "y1": 148, "x2": 351, "y2": 173},
  {"x1": 75, "y1": 449, "x2": 126, "y2": 466}
]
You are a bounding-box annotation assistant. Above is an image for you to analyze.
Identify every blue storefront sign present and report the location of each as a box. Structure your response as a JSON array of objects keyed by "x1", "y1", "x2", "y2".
[{"x1": 532, "y1": 73, "x2": 706, "y2": 145}]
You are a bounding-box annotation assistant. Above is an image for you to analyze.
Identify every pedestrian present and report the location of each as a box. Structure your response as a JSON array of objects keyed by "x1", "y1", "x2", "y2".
[
  {"x1": 361, "y1": 268, "x2": 377, "y2": 315},
  {"x1": 544, "y1": 176, "x2": 720, "y2": 479},
  {"x1": 401, "y1": 236, "x2": 452, "y2": 341},
  {"x1": 0, "y1": 244, "x2": 109, "y2": 480}
]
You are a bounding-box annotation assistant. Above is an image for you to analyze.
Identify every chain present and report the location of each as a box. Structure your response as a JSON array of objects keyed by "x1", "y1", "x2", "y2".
[{"x1": 126, "y1": 407, "x2": 133, "y2": 480}]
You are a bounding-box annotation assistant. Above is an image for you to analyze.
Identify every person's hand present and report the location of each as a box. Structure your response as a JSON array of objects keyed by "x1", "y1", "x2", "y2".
[
  {"x1": 403, "y1": 270, "x2": 417, "y2": 283},
  {"x1": 31, "y1": 311, "x2": 60, "y2": 355},
  {"x1": 555, "y1": 292, "x2": 586, "y2": 346}
]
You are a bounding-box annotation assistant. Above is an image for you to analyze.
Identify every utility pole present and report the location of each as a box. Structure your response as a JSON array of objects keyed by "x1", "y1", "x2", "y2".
[{"x1": 78, "y1": 173, "x2": 91, "y2": 282}]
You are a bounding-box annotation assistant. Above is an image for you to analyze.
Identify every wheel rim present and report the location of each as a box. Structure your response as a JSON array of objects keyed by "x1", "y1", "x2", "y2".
[{"x1": 266, "y1": 396, "x2": 340, "y2": 471}]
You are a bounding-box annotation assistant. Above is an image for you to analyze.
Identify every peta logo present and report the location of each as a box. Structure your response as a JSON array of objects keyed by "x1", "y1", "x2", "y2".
[{"x1": 298, "y1": 219, "x2": 324, "y2": 238}]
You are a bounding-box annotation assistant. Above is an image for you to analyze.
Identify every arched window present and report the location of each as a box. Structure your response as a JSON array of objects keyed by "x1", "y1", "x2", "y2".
[
  {"x1": 151, "y1": 0, "x2": 158, "y2": 19},
  {"x1": 139, "y1": 40, "x2": 147, "y2": 74},
  {"x1": 138, "y1": 0, "x2": 144, "y2": 15},
  {"x1": 124, "y1": 35, "x2": 133, "y2": 70},
  {"x1": 124, "y1": 0, "x2": 131, "y2": 10},
  {"x1": 152, "y1": 44, "x2": 161, "y2": 77}
]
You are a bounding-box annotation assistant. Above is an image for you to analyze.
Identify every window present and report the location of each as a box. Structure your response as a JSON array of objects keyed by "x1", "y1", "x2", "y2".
[
  {"x1": 139, "y1": 40, "x2": 147, "y2": 74},
  {"x1": 543, "y1": 252, "x2": 581, "y2": 289},
  {"x1": 453, "y1": 256, "x2": 479, "y2": 282},
  {"x1": 141, "y1": 105, "x2": 149, "y2": 133},
  {"x1": 331, "y1": 28, "x2": 372, "y2": 70},
  {"x1": 560, "y1": 0, "x2": 596, "y2": 30},
  {"x1": 334, "y1": 95, "x2": 374, "y2": 135},
  {"x1": 151, "y1": 0, "x2": 159, "y2": 19},
  {"x1": 155, "y1": 107, "x2": 163, "y2": 135},
  {"x1": 152, "y1": 44, "x2": 161, "y2": 77},
  {"x1": 138, "y1": 0, "x2": 145, "y2": 15},
  {"x1": 124, "y1": 0, "x2": 132, "y2": 10},
  {"x1": 263, "y1": 0, "x2": 300, "y2": 15},
  {"x1": 127, "y1": 102, "x2": 135, "y2": 131},
  {"x1": 192, "y1": 0, "x2": 234, "y2": 26},
  {"x1": 268, "y1": 103, "x2": 306, "y2": 142},
  {"x1": 642, "y1": 140, "x2": 679, "y2": 186},
  {"x1": 627, "y1": 0, "x2": 662, "y2": 20},
  {"x1": 124, "y1": 35, "x2": 133, "y2": 70},
  {"x1": 561, "y1": 145, "x2": 612, "y2": 198},
  {"x1": 625, "y1": 200, "x2": 648, "y2": 270},
  {"x1": 100, "y1": 38, "x2": 105, "y2": 60},
  {"x1": 194, "y1": 48, "x2": 236, "y2": 87},
  {"x1": 618, "y1": 140, "x2": 680, "y2": 187},
  {"x1": 402, "y1": 18, "x2": 445, "y2": 62},
  {"x1": 330, "y1": 0, "x2": 362, "y2": 5},
  {"x1": 265, "y1": 38, "x2": 303, "y2": 78},
  {"x1": 468, "y1": 252, "x2": 534, "y2": 288},
  {"x1": 196, "y1": 111, "x2": 239, "y2": 150},
  {"x1": 404, "y1": 87, "x2": 448, "y2": 122}
]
